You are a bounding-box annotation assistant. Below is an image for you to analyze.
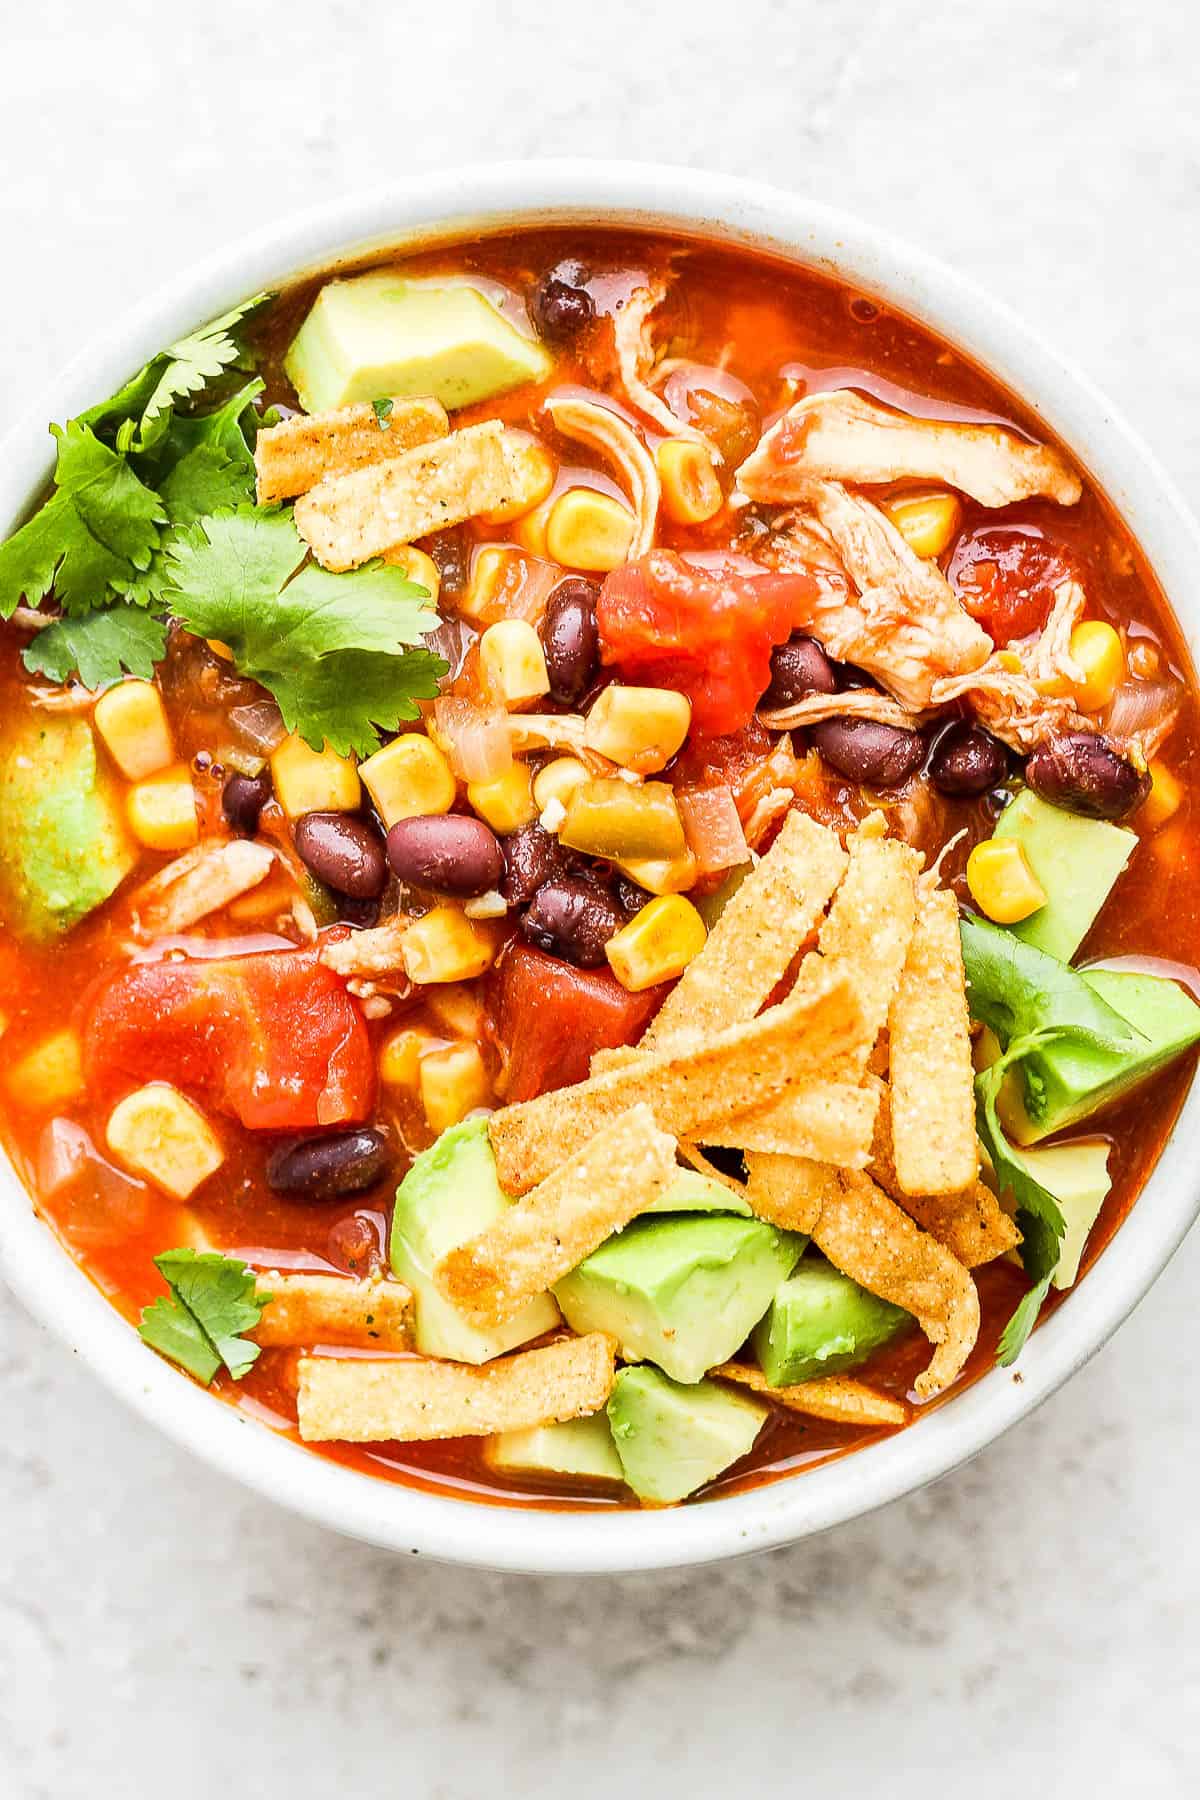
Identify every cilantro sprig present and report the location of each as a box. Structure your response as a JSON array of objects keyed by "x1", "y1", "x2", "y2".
[{"x1": 138, "y1": 1249, "x2": 269, "y2": 1385}]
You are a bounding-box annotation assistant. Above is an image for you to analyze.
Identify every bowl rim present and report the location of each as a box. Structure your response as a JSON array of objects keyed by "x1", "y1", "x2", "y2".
[{"x1": 2, "y1": 157, "x2": 1199, "y2": 1575}]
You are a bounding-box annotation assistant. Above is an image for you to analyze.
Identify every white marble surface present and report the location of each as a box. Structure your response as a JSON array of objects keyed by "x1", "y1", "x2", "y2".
[{"x1": 4, "y1": 2, "x2": 1200, "y2": 1793}]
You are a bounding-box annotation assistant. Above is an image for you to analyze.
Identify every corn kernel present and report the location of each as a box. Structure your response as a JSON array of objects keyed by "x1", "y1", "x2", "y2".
[
  {"x1": 463, "y1": 547, "x2": 523, "y2": 623},
  {"x1": 383, "y1": 545, "x2": 441, "y2": 607},
  {"x1": 378, "y1": 1026, "x2": 434, "y2": 1089},
  {"x1": 512, "y1": 497, "x2": 556, "y2": 560},
  {"x1": 126, "y1": 764, "x2": 199, "y2": 851},
  {"x1": 402, "y1": 905, "x2": 498, "y2": 984},
  {"x1": 560, "y1": 778, "x2": 688, "y2": 861},
  {"x1": 425, "y1": 982, "x2": 486, "y2": 1040},
  {"x1": 478, "y1": 619, "x2": 550, "y2": 709},
  {"x1": 605, "y1": 895, "x2": 708, "y2": 991},
  {"x1": 1141, "y1": 759, "x2": 1184, "y2": 831},
  {"x1": 656, "y1": 439, "x2": 724, "y2": 526},
  {"x1": 270, "y1": 735, "x2": 361, "y2": 817},
  {"x1": 532, "y1": 757, "x2": 590, "y2": 812},
  {"x1": 467, "y1": 761, "x2": 538, "y2": 833},
  {"x1": 881, "y1": 490, "x2": 963, "y2": 560},
  {"x1": 5, "y1": 1029, "x2": 84, "y2": 1111},
  {"x1": 584, "y1": 685, "x2": 692, "y2": 773},
  {"x1": 358, "y1": 734, "x2": 455, "y2": 827},
  {"x1": 1068, "y1": 620, "x2": 1125, "y2": 713},
  {"x1": 207, "y1": 639, "x2": 235, "y2": 662},
  {"x1": 105, "y1": 1082, "x2": 223, "y2": 1199},
  {"x1": 545, "y1": 488, "x2": 635, "y2": 572},
  {"x1": 480, "y1": 434, "x2": 556, "y2": 524},
  {"x1": 419, "y1": 1043, "x2": 492, "y2": 1133},
  {"x1": 611, "y1": 850, "x2": 699, "y2": 896},
  {"x1": 94, "y1": 680, "x2": 175, "y2": 780},
  {"x1": 966, "y1": 838, "x2": 1047, "y2": 924}
]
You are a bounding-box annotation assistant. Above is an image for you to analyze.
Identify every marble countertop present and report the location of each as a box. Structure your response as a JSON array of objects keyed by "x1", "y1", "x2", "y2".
[{"x1": 3, "y1": 2, "x2": 1198, "y2": 1794}]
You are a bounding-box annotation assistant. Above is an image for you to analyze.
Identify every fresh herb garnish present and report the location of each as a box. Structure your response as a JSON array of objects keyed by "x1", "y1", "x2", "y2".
[
  {"x1": 372, "y1": 397, "x2": 394, "y2": 428},
  {"x1": 24, "y1": 607, "x2": 168, "y2": 688},
  {"x1": 138, "y1": 1248, "x2": 269, "y2": 1384}
]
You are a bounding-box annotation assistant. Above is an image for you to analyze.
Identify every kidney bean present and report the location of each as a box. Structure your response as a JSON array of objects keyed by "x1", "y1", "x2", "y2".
[
  {"x1": 294, "y1": 813, "x2": 387, "y2": 898},
  {"x1": 530, "y1": 261, "x2": 595, "y2": 343},
  {"x1": 386, "y1": 813, "x2": 504, "y2": 897},
  {"x1": 501, "y1": 823, "x2": 574, "y2": 906},
  {"x1": 762, "y1": 634, "x2": 838, "y2": 709},
  {"x1": 520, "y1": 875, "x2": 625, "y2": 967},
  {"x1": 1025, "y1": 732, "x2": 1151, "y2": 820},
  {"x1": 222, "y1": 769, "x2": 272, "y2": 835},
  {"x1": 266, "y1": 1129, "x2": 392, "y2": 1202},
  {"x1": 810, "y1": 717, "x2": 926, "y2": 787},
  {"x1": 927, "y1": 722, "x2": 1009, "y2": 797},
  {"x1": 540, "y1": 579, "x2": 600, "y2": 705}
]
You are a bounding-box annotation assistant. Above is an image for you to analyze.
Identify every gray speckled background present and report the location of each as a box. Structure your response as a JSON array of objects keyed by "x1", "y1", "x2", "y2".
[{"x1": 3, "y1": 3, "x2": 1199, "y2": 1793}]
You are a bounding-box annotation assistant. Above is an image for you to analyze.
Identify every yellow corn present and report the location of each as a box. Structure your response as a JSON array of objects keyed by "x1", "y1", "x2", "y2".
[
  {"x1": 881, "y1": 490, "x2": 963, "y2": 560},
  {"x1": 511, "y1": 498, "x2": 556, "y2": 560},
  {"x1": 611, "y1": 850, "x2": 700, "y2": 897},
  {"x1": 425, "y1": 982, "x2": 486, "y2": 1040},
  {"x1": 605, "y1": 895, "x2": 708, "y2": 991},
  {"x1": 378, "y1": 1026, "x2": 434, "y2": 1090},
  {"x1": 419, "y1": 1042, "x2": 492, "y2": 1133},
  {"x1": 467, "y1": 762, "x2": 538, "y2": 833},
  {"x1": 1141, "y1": 759, "x2": 1184, "y2": 831},
  {"x1": 5, "y1": 1029, "x2": 84, "y2": 1110},
  {"x1": 461, "y1": 547, "x2": 533, "y2": 624},
  {"x1": 207, "y1": 640, "x2": 235, "y2": 662},
  {"x1": 656, "y1": 439, "x2": 724, "y2": 526},
  {"x1": 559, "y1": 778, "x2": 688, "y2": 861},
  {"x1": 966, "y1": 838, "x2": 1047, "y2": 924},
  {"x1": 1068, "y1": 620, "x2": 1125, "y2": 713},
  {"x1": 532, "y1": 757, "x2": 590, "y2": 812},
  {"x1": 383, "y1": 545, "x2": 442, "y2": 607},
  {"x1": 126, "y1": 764, "x2": 199, "y2": 851},
  {"x1": 94, "y1": 680, "x2": 175, "y2": 780},
  {"x1": 403, "y1": 905, "x2": 498, "y2": 984},
  {"x1": 358, "y1": 734, "x2": 455, "y2": 827},
  {"x1": 478, "y1": 619, "x2": 550, "y2": 708},
  {"x1": 545, "y1": 489, "x2": 635, "y2": 572},
  {"x1": 270, "y1": 735, "x2": 361, "y2": 817},
  {"x1": 105, "y1": 1082, "x2": 224, "y2": 1199},
  {"x1": 481, "y1": 435, "x2": 556, "y2": 524},
  {"x1": 584, "y1": 684, "x2": 692, "y2": 773}
]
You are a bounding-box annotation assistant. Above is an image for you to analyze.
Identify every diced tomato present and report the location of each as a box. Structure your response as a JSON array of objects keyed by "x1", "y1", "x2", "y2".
[
  {"x1": 485, "y1": 942, "x2": 666, "y2": 1103},
  {"x1": 83, "y1": 941, "x2": 376, "y2": 1130},
  {"x1": 597, "y1": 552, "x2": 828, "y2": 736},
  {"x1": 948, "y1": 525, "x2": 1079, "y2": 647}
]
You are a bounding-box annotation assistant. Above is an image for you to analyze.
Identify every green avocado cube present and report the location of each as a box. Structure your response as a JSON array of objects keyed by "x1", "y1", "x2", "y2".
[
  {"x1": 1015, "y1": 1138, "x2": 1112, "y2": 1289},
  {"x1": 554, "y1": 1214, "x2": 806, "y2": 1384},
  {"x1": 390, "y1": 1118, "x2": 559, "y2": 1364},
  {"x1": 642, "y1": 1167, "x2": 753, "y2": 1216},
  {"x1": 994, "y1": 791, "x2": 1135, "y2": 961},
  {"x1": 752, "y1": 1258, "x2": 912, "y2": 1387},
  {"x1": 285, "y1": 272, "x2": 552, "y2": 415},
  {"x1": 485, "y1": 1414, "x2": 625, "y2": 1486},
  {"x1": 607, "y1": 1365, "x2": 768, "y2": 1504}
]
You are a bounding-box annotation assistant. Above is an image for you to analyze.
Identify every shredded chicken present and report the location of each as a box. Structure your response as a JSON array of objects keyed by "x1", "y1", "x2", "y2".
[
  {"x1": 543, "y1": 394, "x2": 659, "y2": 559},
  {"x1": 742, "y1": 786, "x2": 794, "y2": 849},
  {"x1": 319, "y1": 919, "x2": 412, "y2": 980},
  {"x1": 760, "y1": 686, "x2": 920, "y2": 733},
  {"x1": 736, "y1": 389, "x2": 1083, "y2": 508},
  {"x1": 612, "y1": 282, "x2": 702, "y2": 445},
  {"x1": 929, "y1": 581, "x2": 1091, "y2": 750},
  {"x1": 135, "y1": 840, "x2": 275, "y2": 936}
]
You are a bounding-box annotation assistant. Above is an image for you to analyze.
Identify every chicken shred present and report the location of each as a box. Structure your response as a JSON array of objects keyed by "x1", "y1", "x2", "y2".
[
  {"x1": 612, "y1": 283, "x2": 703, "y2": 445},
  {"x1": 929, "y1": 581, "x2": 1091, "y2": 750},
  {"x1": 135, "y1": 840, "x2": 275, "y2": 936},
  {"x1": 760, "y1": 686, "x2": 920, "y2": 733},
  {"x1": 544, "y1": 394, "x2": 659, "y2": 558}
]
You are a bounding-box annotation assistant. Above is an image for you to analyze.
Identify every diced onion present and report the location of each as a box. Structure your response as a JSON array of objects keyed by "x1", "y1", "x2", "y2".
[
  {"x1": 229, "y1": 700, "x2": 287, "y2": 756},
  {"x1": 423, "y1": 617, "x2": 476, "y2": 682},
  {"x1": 432, "y1": 696, "x2": 513, "y2": 783},
  {"x1": 37, "y1": 1118, "x2": 97, "y2": 1196},
  {"x1": 1102, "y1": 676, "x2": 1182, "y2": 747},
  {"x1": 677, "y1": 785, "x2": 752, "y2": 874}
]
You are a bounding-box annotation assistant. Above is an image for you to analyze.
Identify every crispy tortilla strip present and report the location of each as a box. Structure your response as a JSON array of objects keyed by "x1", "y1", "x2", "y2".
[
  {"x1": 252, "y1": 1270, "x2": 412, "y2": 1350},
  {"x1": 709, "y1": 1081, "x2": 879, "y2": 1167},
  {"x1": 545, "y1": 394, "x2": 659, "y2": 558},
  {"x1": 639, "y1": 809, "x2": 848, "y2": 1056},
  {"x1": 887, "y1": 887, "x2": 978, "y2": 1195},
  {"x1": 137, "y1": 840, "x2": 274, "y2": 935},
  {"x1": 713, "y1": 1362, "x2": 911, "y2": 1428},
  {"x1": 742, "y1": 1150, "x2": 839, "y2": 1234},
  {"x1": 294, "y1": 421, "x2": 542, "y2": 571},
  {"x1": 489, "y1": 962, "x2": 864, "y2": 1193},
  {"x1": 589, "y1": 1045, "x2": 643, "y2": 1076},
  {"x1": 811, "y1": 1171, "x2": 979, "y2": 1399},
  {"x1": 254, "y1": 397, "x2": 449, "y2": 504},
  {"x1": 869, "y1": 1085, "x2": 1018, "y2": 1268},
  {"x1": 677, "y1": 1141, "x2": 748, "y2": 1196},
  {"x1": 435, "y1": 1106, "x2": 677, "y2": 1329},
  {"x1": 318, "y1": 919, "x2": 412, "y2": 979},
  {"x1": 816, "y1": 828, "x2": 920, "y2": 1070},
  {"x1": 296, "y1": 1332, "x2": 617, "y2": 1443}
]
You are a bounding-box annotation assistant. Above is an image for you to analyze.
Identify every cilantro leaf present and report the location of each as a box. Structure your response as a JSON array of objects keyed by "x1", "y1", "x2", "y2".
[
  {"x1": 138, "y1": 1249, "x2": 269, "y2": 1384},
  {"x1": 372, "y1": 398, "x2": 394, "y2": 427},
  {"x1": 997, "y1": 1274, "x2": 1054, "y2": 1367},
  {"x1": 138, "y1": 1292, "x2": 222, "y2": 1384},
  {"x1": 22, "y1": 605, "x2": 168, "y2": 688},
  {"x1": 960, "y1": 915, "x2": 1138, "y2": 1055}
]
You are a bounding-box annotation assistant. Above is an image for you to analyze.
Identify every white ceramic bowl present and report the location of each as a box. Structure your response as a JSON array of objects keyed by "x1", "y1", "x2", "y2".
[{"x1": 2, "y1": 160, "x2": 1198, "y2": 1574}]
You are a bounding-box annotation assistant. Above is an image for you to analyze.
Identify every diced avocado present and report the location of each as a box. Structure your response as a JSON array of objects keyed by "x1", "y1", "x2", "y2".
[
  {"x1": 285, "y1": 272, "x2": 552, "y2": 415},
  {"x1": 752, "y1": 1258, "x2": 912, "y2": 1387},
  {"x1": 554, "y1": 1214, "x2": 805, "y2": 1384},
  {"x1": 607, "y1": 1365, "x2": 767, "y2": 1504},
  {"x1": 994, "y1": 791, "x2": 1135, "y2": 961},
  {"x1": 642, "y1": 1167, "x2": 753, "y2": 1217},
  {"x1": 390, "y1": 1117, "x2": 559, "y2": 1364},
  {"x1": 485, "y1": 1414, "x2": 625, "y2": 1486},
  {"x1": 0, "y1": 717, "x2": 135, "y2": 942},
  {"x1": 1016, "y1": 1138, "x2": 1111, "y2": 1290}
]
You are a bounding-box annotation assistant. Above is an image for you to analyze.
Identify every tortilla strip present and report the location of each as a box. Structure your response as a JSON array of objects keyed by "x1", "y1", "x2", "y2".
[
  {"x1": 713, "y1": 1362, "x2": 910, "y2": 1428},
  {"x1": 435, "y1": 1106, "x2": 677, "y2": 1329},
  {"x1": 887, "y1": 887, "x2": 978, "y2": 1195},
  {"x1": 488, "y1": 962, "x2": 865, "y2": 1193},
  {"x1": 252, "y1": 1270, "x2": 412, "y2": 1350},
  {"x1": 639, "y1": 810, "x2": 848, "y2": 1057},
  {"x1": 869, "y1": 1084, "x2": 1018, "y2": 1268},
  {"x1": 816, "y1": 827, "x2": 920, "y2": 1071},
  {"x1": 296, "y1": 1332, "x2": 617, "y2": 1443},
  {"x1": 707, "y1": 1080, "x2": 879, "y2": 1168},
  {"x1": 136, "y1": 840, "x2": 274, "y2": 935},
  {"x1": 742, "y1": 1150, "x2": 839, "y2": 1235},
  {"x1": 545, "y1": 394, "x2": 659, "y2": 559},
  {"x1": 677, "y1": 1141, "x2": 748, "y2": 1197},
  {"x1": 811, "y1": 1170, "x2": 980, "y2": 1399},
  {"x1": 254, "y1": 397, "x2": 449, "y2": 504}
]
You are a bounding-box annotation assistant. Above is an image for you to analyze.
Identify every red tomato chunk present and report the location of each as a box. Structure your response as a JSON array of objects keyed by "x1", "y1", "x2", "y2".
[
  {"x1": 486, "y1": 943, "x2": 665, "y2": 1103},
  {"x1": 948, "y1": 525, "x2": 1079, "y2": 647}
]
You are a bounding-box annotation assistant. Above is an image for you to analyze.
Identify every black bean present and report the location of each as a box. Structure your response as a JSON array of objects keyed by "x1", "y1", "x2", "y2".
[
  {"x1": 266, "y1": 1129, "x2": 392, "y2": 1202},
  {"x1": 386, "y1": 813, "x2": 504, "y2": 897},
  {"x1": 1025, "y1": 732, "x2": 1151, "y2": 821},
  {"x1": 501, "y1": 823, "x2": 574, "y2": 906},
  {"x1": 337, "y1": 895, "x2": 381, "y2": 929},
  {"x1": 540, "y1": 579, "x2": 600, "y2": 705},
  {"x1": 927, "y1": 722, "x2": 1009, "y2": 797},
  {"x1": 422, "y1": 527, "x2": 469, "y2": 597},
  {"x1": 810, "y1": 717, "x2": 926, "y2": 788},
  {"x1": 530, "y1": 260, "x2": 595, "y2": 343},
  {"x1": 613, "y1": 874, "x2": 653, "y2": 916},
  {"x1": 520, "y1": 875, "x2": 625, "y2": 967},
  {"x1": 762, "y1": 634, "x2": 838, "y2": 709},
  {"x1": 293, "y1": 813, "x2": 387, "y2": 899},
  {"x1": 222, "y1": 769, "x2": 272, "y2": 835}
]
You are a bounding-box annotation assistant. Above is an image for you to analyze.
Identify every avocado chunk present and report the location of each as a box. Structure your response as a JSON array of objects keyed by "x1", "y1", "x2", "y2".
[
  {"x1": 0, "y1": 717, "x2": 135, "y2": 942},
  {"x1": 607, "y1": 1365, "x2": 768, "y2": 1504},
  {"x1": 752, "y1": 1258, "x2": 912, "y2": 1387},
  {"x1": 390, "y1": 1117, "x2": 559, "y2": 1364},
  {"x1": 285, "y1": 272, "x2": 553, "y2": 415},
  {"x1": 485, "y1": 1414, "x2": 625, "y2": 1486},
  {"x1": 554, "y1": 1214, "x2": 805, "y2": 1384},
  {"x1": 994, "y1": 791, "x2": 1135, "y2": 961},
  {"x1": 1015, "y1": 1138, "x2": 1112, "y2": 1289},
  {"x1": 642, "y1": 1167, "x2": 753, "y2": 1216}
]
